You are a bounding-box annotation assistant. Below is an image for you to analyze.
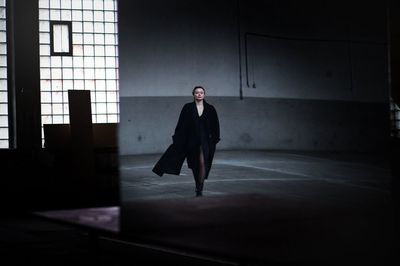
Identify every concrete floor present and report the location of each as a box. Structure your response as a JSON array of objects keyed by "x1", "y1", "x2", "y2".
[
  {"x1": 1, "y1": 150, "x2": 396, "y2": 265},
  {"x1": 120, "y1": 150, "x2": 397, "y2": 265},
  {"x1": 120, "y1": 150, "x2": 392, "y2": 200}
]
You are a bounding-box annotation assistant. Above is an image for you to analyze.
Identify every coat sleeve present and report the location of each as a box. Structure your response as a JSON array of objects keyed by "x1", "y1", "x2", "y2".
[
  {"x1": 172, "y1": 104, "x2": 188, "y2": 146},
  {"x1": 211, "y1": 106, "x2": 220, "y2": 144}
]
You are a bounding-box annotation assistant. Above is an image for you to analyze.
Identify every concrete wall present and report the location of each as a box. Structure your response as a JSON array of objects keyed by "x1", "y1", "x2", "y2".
[{"x1": 118, "y1": 0, "x2": 390, "y2": 155}]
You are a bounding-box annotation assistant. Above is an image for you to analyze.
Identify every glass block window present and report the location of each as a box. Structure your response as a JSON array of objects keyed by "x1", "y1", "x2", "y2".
[
  {"x1": 0, "y1": 0, "x2": 8, "y2": 148},
  {"x1": 39, "y1": 0, "x2": 119, "y2": 145}
]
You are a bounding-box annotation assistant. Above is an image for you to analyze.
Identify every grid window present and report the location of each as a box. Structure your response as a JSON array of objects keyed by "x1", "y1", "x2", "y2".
[
  {"x1": 0, "y1": 1, "x2": 7, "y2": 148},
  {"x1": 39, "y1": 0, "x2": 119, "y2": 145}
]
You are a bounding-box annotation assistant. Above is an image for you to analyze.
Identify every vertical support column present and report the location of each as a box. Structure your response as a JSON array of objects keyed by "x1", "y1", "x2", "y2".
[
  {"x1": 388, "y1": 0, "x2": 400, "y2": 257},
  {"x1": 11, "y1": 0, "x2": 41, "y2": 150},
  {"x1": 68, "y1": 90, "x2": 96, "y2": 204},
  {"x1": 389, "y1": 1, "x2": 400, "y2": 104}
]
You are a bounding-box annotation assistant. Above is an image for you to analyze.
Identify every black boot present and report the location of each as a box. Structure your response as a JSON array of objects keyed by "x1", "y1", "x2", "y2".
[{"x1": 195, "y1": 182, "x2": 203, "y2": 197}]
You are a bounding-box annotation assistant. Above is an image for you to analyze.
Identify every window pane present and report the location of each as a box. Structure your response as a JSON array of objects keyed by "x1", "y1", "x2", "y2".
[
  {"x1": 63, "y1": 80, "x2": 73, "y2": 90},
  {"x1": 40, "y1": 68, "x2": 51, "y2": 79},
  {"x1": 53, "y1": 104, "x2": 63, "y2": 115},
  {"x1": 106, "y1": 69, "x2": 116, "y2": 79},
  {"x1": 74, "y1": 80, "x2": 84, "y2": 90},
  {"x1": 40, "y1": 57, "x2": 50, "y2": 67},
  {"x1": 0, "y1": 103, "x2": 7, "y2": 114},
  {"x1": 63, "y1": 57, "x2": 73, "y2": 67},
  {"x1": 83, "y1": 10, "x2": 93, "y2": 21},
  {"x1": 108, "y1": 114, "x2": 118, "y2": 123},
  {"x1": 51, "y1": 80, "x2": 62, "y2": 91},
  {"x1": 42, "y1": 115, "x2": 52, "y2": 125},
  {"x1": 84, "y1": 22, "x2": 94, "y2": 33},
  {"x1": 51, "y1": 68, "x2": 62, "y2": 79},
  {"x1": 0, "y1": 55, "x2": 6, "y2": 67},
  {"x1": 85, "y1": 79, "x2": 95, "y2": 90},
  {"x1": 73, "y1": 44, "x2": 84, "y2": 55},
  {"x1": 96, "y1": 91, "x2": 106, "y2": 102},
  {"x1": 0, "y1": 91, "x2": 6, "y2": 102},
  {"x1": 0, "y1": 67, "x2": 7, "y2": 79},
  {"x1": 51, "y1": 57, "x2": 62, "y2": 67},
  {"x1": 74, "y1": 68, "x2": 84, "y2": 79},
  {"x1": 84, "y1": 33, "x2": 94, "y2": 44},
  {"x1": 40, "y1": 33, "x2": 50, "y2": 44},
  {"x1": 61, "y1": 0, "x2": 72, "y2": 9},
  {"x1": 83, "y1": 0, "x2": 93, "y2": 10},
  {"x1": 105, "y1": 45, "x2": 115, "y2": 56},
  {"x1": 41, "y1": 104, "x2": 52, "y2": 115},
  {"x1": 40, "y1": 44, "x2": 51, "y2": 55},
  {"x1": 94, "y1": 23, "x2": 104, "y2": 33},
  {"x1": 95, "y1": 57, "x2": 105, "y2": 67},
  {"x1": 41, "y1": 80, "x2": 51, "y2": 91},
  {"x1": 104, "y1": 11, "x2": 114, "y2": 22},
  {"x1": 104, "y1": 34, "x2": 115, "y2": 45},
  {"x1": 50, "y1": 10, "x2": 61, "y2": 20},
  {"x1": 53, "y1": 115, "x2": 63, "y2": 124},
  {"x1": 96, "y1": 80, "x2": 106, "y2": 90},
  {"x1": 84, "y1": 45, "x2": 94, "y2": 56},
  {"x1": 95, "y1": 68, "x2": 105, "y2": 79},
  {"x1": 0, "y1": 128, "x2": 8, "y2": 138},
  {"x1": 0, "y1": 79, "x2": 6, "y2": 89},
  {"x1": 61, "y1": 10, "x2": 72, "y2": 20},
  {"x1": 52, "y1": 91, "x2": 63, "y2": 103},
  {"x1": 97, "y1": 103, "x2": 107, "y2": 113},
  {"x1": 0, "y1": 139, "x2": 9, "y2": 148},
  {"x1": 94, "y1": 33, "x2": 104, "y2": 44},
  {"x1": 94, "y1": 11, "x2": 103, "y2": 21},
  {"x1": 72, "y1": 22, "x2": 83, "y2": 32},
  {"x1": 105, "y1": 57, "x2": 115, "y2": 68},
  {"x1": 63, "y1": 68, "x2": 73, "y2": 79},
  {"x1": 94, "y1": 0, "x2": 104, "y2": 10},
  {"x1": 94, "y1": 46, "x2": 104, "y2": 56},
  {"x1": 104, "y1": 23, "x2": 114, "y2": 33},
  {"x1": 73, "y1": 56, "x2": 84, "y2": 67},
  {"x1": 72, "y1": 33, "x2": 83, "y2": 43},
  {"x1": 39, "y1": 9, "x2": 50, "y2": 20},
  {"x1": 107, "y1": 91, "x2": 117, "y2": 102},
  {"x1": 84, "y1": 68, "x2": 95, "y2": 79},
  {"x1": 72, "y1": 0, "x2": 82, "y2": 9},
  {"x1": 84, "y1": 57, "x2": 95, "y2": 68},
  {"x1": 97, "y1": 115, "x2": 107, "y2": 123},
  {"x1": 39, "y1": 0, "x2": 50, "y2": 8},
  {"x1": 72, "y1": 10, "x2": 82, "y2": 20},
  {"x1": 0, "y1": 116, "x2": 8, "y2": 126},
  {"x1": 50, "y1": 0, "x2": 60, "y2": 9},
  {"x1": 106, "y1": 80, "x2": 116, "y2": 91},
  {"x1": 39, "y1": 21, "x2": 50, "y2": 32},
  {"x1": 41, "y1": 92, "x2": 52, "y2": 103},
  {"x1": 107, "y1": 103, "x2": 118, "y2": 113},
  {"x1": 104, "y1": 0, "x2": 115, "y2": 11},
  {"x1": 0, "y1": 44, "x2": 6, "y2": 54}
]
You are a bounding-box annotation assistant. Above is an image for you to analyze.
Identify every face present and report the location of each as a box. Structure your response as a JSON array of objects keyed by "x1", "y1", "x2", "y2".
[{"x1": 193, "y1": 88, "x2": 205, "y2": 101}]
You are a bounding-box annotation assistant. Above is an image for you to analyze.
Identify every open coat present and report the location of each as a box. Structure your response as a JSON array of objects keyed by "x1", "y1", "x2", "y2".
[{"x1": 152, "y1": 100, "x2": 220, "y2": 179}]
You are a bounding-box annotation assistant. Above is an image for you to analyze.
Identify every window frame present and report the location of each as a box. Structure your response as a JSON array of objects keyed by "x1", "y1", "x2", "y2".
[{"x1": 50, "y1": 20, "x2": 73, "y2": 56}]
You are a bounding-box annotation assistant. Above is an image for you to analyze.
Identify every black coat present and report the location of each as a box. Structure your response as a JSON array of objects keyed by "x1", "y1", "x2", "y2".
[{"x1": 152, "y1": 100, "x2": 220, "y2": 178}]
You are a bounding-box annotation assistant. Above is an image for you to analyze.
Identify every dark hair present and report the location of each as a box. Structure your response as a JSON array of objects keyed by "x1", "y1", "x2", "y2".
[{"x1": 192, "y1": 86, "x2": 205, "y2": 95}]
